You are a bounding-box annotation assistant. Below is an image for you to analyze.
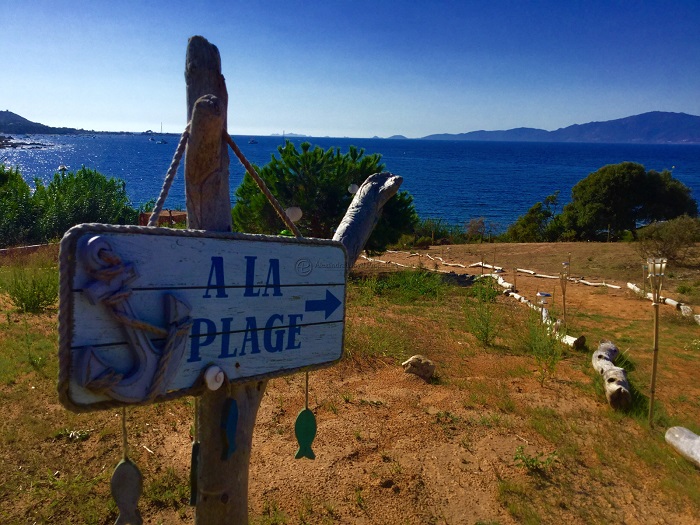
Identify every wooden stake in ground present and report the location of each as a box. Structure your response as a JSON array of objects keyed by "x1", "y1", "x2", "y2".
[{"x1": 184, "y1": 36, "x2": 262, "y2": 524}]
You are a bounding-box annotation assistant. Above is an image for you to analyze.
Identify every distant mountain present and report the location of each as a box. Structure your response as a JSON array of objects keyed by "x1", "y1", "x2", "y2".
[
  {"x1": 269, "y1": 132, "x2": 308, "y2": 138},
  {"x1": 0, "y1": 110, "x2": 80, "y2": 135},
  {"x1": 422, "y1": 112, "x2": 700, "y2": 144}
]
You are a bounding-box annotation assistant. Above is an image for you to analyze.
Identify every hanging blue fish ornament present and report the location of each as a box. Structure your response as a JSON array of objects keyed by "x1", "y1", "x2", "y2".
[
  {"x1": 222, "y1": 398, "x2": 238, "y2": 460},
  {"x1": 294, "y1": 408, "x2": 317, "y2": 460},
  {"x1": 111, "y1": 458, "x2": 143, "y2": 525}
]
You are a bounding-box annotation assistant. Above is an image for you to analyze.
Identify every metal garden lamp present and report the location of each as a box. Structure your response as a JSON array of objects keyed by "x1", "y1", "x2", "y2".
[
  {"x1": 560, "y1": 261, "x2": 570, "y2": 329},
  {"x1": 536, "y1": 291, "x2": 551, "y2": 324},
  {"x1": 647, "y1": 257, "x2": 667, "y2": 426}
]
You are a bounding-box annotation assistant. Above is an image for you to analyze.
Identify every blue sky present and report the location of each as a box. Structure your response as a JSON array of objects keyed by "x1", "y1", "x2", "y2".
[{"x1": 3, "y1": 0, "x2": 700, "y2": 137}]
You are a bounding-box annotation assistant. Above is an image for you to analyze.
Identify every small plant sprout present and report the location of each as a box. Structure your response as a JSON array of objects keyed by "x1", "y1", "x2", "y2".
[{"x1": 513, "y1": 445, "x2": 557, "y2": 472}]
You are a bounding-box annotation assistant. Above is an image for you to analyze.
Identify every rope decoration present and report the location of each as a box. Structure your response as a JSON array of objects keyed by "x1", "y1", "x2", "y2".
[
  {"x1": 223, "y1": 132, "x2": 302, "y2": 238},
  {"x1": 144, "y1": 125, "x2": 301, "y2": 240},
  {"x1": 147, "y1": 125, "x2": 191, "y2": 227}
]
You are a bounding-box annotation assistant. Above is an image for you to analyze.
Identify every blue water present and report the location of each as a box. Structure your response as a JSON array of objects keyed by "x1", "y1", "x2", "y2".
[{"x1": 4, "y1": 133, "x2": 700, "y2": 230}]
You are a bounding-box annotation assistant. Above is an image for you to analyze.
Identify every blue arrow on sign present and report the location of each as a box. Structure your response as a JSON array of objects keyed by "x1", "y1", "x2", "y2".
[{"x1": 305, "y1": 289, "x2": 342, "y2": 320}]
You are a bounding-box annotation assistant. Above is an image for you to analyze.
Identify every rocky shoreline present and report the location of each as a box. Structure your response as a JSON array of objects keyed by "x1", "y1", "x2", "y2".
[{"x1": 0, "y1": 135, "x2": 48, "y2": 150}]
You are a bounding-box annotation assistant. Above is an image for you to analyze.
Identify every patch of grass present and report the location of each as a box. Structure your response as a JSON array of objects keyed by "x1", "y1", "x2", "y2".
[
  {"x1": 0, "y1": 313, "x2": 57, "y2": 385},
  {"x1": 497, "y1": 480, "x2": 541, "y2": 525},
  {"x1": 354, "y1": 486, "x2": 367, "y2": 510},
  {"x1": 254, "y1": 499, "x2": 288, "y2": 525},
  {"x1": 144, "y1": 467, "x2": 188, "y2": 508},
  {"x1": 376, "y1": 270, "x2": 448, "y2": 303}
]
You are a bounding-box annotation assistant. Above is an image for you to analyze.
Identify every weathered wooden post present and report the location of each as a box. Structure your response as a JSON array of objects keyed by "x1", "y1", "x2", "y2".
[{"x1": 183, "y1": 36, "x2": 262, "y2": 523}]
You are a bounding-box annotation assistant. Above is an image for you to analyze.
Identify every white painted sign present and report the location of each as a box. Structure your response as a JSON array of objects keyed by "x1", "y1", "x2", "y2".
[{"x1": 58, "y1": 225, "x2": 347, "y2": 412}]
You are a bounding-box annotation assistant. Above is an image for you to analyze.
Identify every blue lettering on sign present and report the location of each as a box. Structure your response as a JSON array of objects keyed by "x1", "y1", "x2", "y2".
[
  {"x1": 203, "y1": 256, "x2": 284, "y2": 298},
  {"x1": 188, "y1": 318, "x2": 216, "y2": 362},
  {"x1": 264, "y1": 314, "x2": 284, "y2": 352},
  {"x1": 287, "y1": 313, "x2": 303, "y2": 350},
  {"x1": 203, "y1": 256, "x2": 228, "y2": 298},
  {"x1": 240, "y1": 316, "x2": 261, "y2": 355},
  {"x1": 187, "y1": 313, "x2": 306, "y2": 362},
  {"x1": 244, "y1": 256, "x2": 283, "y2": 297}
]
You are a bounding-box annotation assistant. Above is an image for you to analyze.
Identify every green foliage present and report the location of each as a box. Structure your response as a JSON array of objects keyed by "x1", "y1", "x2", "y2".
[
  {"x1": 144, "y1": 467, "x2": 189, "y2": 508},
  {"x1": 505, "y1": 192, "x2": 563, "y2": 242},
  {"x1": 411, "y1": 217, "x2": 467, "y2": 246},
  {"x1": 4, "y1": 264, "x2": 58, "y2": 313},
  {"x1": 33, "y1": 166, "x2": 139, "y2": 241},
  {"x1": 513, "y1": 445, "x2": 557, "y2": 472},
  {"x1": 362, "y1": 270, "x2": 447, "y2": 303},
  {"x1": 561, "y1": 162, "x2": 697, "y2": 240},
  {"x1": 525, "y1": 312, "x2": 562, "y2": 386},
  {"x1": 637, "y1": 215, "x2": 700, "y2": 263},
  {"x1": 465, "y1": 278, "x2": 502, "y2": 346},
  {"x1": 0, "y1": 165, "x2": 39, "y2": 247},
  {"x1": 232, "y1": 141, "x2": 417, "y2": 250},
  {"x1": 0, "y1": 164, "x2": 139, "y2": 247}
]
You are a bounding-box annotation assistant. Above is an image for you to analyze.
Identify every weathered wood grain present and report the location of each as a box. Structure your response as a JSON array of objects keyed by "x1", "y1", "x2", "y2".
[{"x1": 333, "y1": 172, "x2": 403, "y2": 266}]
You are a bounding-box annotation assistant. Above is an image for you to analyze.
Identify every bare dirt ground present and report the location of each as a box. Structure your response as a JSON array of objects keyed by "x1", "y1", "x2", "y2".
[{"x1": 2, "y1": 242, "x2": 699, "y2": 524}]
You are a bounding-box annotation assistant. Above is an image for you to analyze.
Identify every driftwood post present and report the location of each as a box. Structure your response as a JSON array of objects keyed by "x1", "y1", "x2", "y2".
[
  {"x1": 185, "y1": 36, "x2": 266, "y2": 524},
  {"x1": 184, "y1": 36, "x2": 404, "y2": 524}
]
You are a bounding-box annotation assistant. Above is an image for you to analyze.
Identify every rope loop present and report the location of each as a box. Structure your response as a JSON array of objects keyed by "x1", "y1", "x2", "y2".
[
  {"x1": 147, "y1": 124, "x2": 191, "y2": 227},
  {"x1": 223, "y1": 133, "x2": 302, "y2": 238}
]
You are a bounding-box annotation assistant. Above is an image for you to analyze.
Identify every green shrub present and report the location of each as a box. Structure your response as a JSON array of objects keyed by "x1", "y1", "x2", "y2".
[
  {"x1": 0, "y1": 165, "x2": 39, "y2": 247},
  {"x1": 637, "y1": 215, "x2": 700, "y2": 263},
  {"x1": 412, "y1": 218, "x2": 467, "y2": 246},
  {"x1": 5, "y1": 265, "x2": 59, "y2": 313},
  {"x1": 465, "y1": 278, "x2": 502, "y2": 346},
  {"x1": 33, "y1": 166, "x2": 139, "y2": 242},
  {"x1": 513, "y1": 445, "x2": 557, "y2": 472},
  {"x1": 525, "y1": 312, "x2": 562, "y2": 386},
  {"x1": 232, "y1": 142, "x2": 418, "y2": 252}
]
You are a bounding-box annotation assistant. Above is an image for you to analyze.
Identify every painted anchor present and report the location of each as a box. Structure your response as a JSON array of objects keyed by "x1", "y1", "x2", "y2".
[{"x1": 79, "y1": 235, "x2": 193, "y2": 403}]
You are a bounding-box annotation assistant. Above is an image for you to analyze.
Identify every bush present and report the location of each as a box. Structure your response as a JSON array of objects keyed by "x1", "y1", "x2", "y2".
[
  {"x1": 33, "y1": 166, "x2": 139, "y2": 242},
  {"x1": 637, "y1": 215, "x2": 700, "y2": 263},
  {"x1": 525, "y1": 312, "x2": 563, "y2": 386},
  {"x1": 412, "y1": 218, "x2": 467, "y2": 246},
  {"x1": 5, "y1": 265, "x2": 59, "y2": 313},
  {"x1": 0, "y1": 165, "x2": 39, "y2": 247},
  {"x1": 232, "y1": 142, "x2": 417, "y2": 251},
  {"x1": 465, "y1": 278, "x2": 502, "y2": 346}
]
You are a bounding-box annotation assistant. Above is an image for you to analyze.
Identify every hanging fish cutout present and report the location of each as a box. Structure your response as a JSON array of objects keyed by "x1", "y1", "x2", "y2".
[
  {"x1": 221, "y1": 398, "x2": 238, "y2": 460},
  {"x1": 111, "y1": 458, "x2": 143, "y2": 525},
  {"x1": 294, "y1": 408, "x2": 317, "y2": 460}
]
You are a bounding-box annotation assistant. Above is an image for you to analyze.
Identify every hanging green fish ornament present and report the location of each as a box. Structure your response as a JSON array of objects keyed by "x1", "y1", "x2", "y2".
[
  {"x1": 294, "y1": 408, "x2": 317, "y2": 460},
  {"x1": 111, "y1": 458, "x2": 143, "y2": 525}
]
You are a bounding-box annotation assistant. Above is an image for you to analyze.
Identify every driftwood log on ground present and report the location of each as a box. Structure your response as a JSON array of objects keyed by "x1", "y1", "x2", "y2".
[
  {"x1": 591, "y1": 341, "x2": 631, "y2": 410},
  {"x1": 665, "y1": 426, "x2": 700, "y2": 468}
]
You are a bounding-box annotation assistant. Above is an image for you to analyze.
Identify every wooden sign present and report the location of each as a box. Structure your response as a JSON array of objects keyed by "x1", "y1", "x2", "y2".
[{"x1": 58, "y1": 225, "x2": 347, "y2": 412}]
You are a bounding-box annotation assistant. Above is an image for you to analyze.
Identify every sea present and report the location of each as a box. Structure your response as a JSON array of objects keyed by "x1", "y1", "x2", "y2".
[{"x1": 4, "y1": 133, "x2": 700, "y2": 231}]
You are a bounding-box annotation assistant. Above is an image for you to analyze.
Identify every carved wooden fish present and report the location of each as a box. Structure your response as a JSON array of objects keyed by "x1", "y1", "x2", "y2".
[
  {"x1": 294, "y1": 408, "x2": 317, "y2": 460},
  {"x1": 111, "y1": 458, "x2": 143, "y2": 525},
  {"x1": 221, "y1": 398, "x2": 238, "y2": 460}
]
